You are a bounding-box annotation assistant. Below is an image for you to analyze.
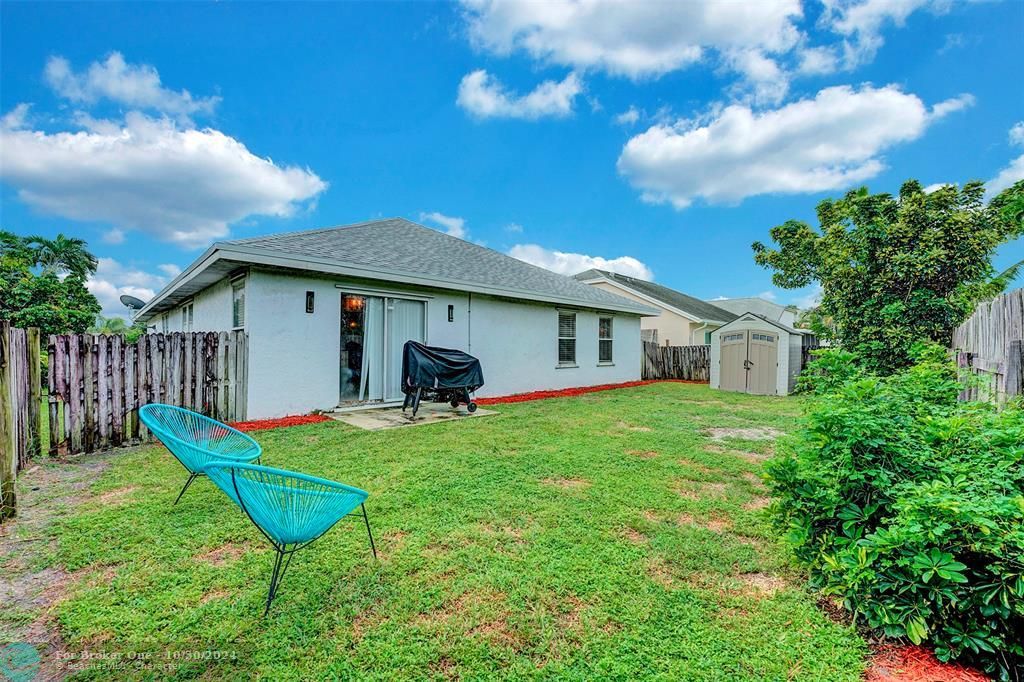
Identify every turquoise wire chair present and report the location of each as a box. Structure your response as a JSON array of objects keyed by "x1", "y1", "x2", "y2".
[
  {"x1": 139, "y1": 404, "x2": 262, "y2": 505},
  {"x1": 204, "y1": 462, "x2": 376, "y2": 615}
]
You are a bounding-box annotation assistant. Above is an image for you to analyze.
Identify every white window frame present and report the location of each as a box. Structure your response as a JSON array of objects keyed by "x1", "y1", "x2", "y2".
[
  {"x1": 181, "y1": 301, "x2": 194, "y2": 332},
  {"x1": 598, "y1": 316, "x2": 614, "y2": 365},
  {"x1": 557, "y1": 310, "x2": 577, "y2": 367},
  {"x1": 232, "y1": 277, "x2": 246, "y2": 330}
]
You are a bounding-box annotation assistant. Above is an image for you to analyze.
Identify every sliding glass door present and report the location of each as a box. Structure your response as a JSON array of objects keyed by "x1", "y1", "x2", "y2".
[
  {"x1": 385, "y1": 298, "x2": 425, "y2": 401},
  {"x1": 339, "y1": 293, "x2": 425, "y2": 404}
]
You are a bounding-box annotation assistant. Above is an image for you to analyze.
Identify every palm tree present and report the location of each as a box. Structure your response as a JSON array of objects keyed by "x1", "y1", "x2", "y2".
[
  {"x1": 27, "y1": 233, "x2": 98, "y2": 279},
  {"x1": 90, "y1": 316, "x2": 130, "y2": 335}
]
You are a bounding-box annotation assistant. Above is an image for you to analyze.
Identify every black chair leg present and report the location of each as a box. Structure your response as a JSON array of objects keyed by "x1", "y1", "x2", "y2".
[
  {"x1": 174, "y1": 473, "x2": 199, "y2": 506},
  {"x1": 361, "y1": 503, "x2": 377, "y2": 560},
  {"x1": 264, "y1": 548, "x2": 285, "y2": 616}
]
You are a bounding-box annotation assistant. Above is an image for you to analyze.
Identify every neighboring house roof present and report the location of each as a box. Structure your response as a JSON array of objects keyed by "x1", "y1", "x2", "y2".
[
  {"x1": 138, "y1": 218, "x2": 657, "y2": 321},
  {"x1": 711, "y1": 297, "x2": 797, "y2": 323},
  {"x1": 718, "y1": 311, "x2": 810, "y2": 336},
  {"x1": 573, "y1": 269, "x2": 737, "y2": 324}
]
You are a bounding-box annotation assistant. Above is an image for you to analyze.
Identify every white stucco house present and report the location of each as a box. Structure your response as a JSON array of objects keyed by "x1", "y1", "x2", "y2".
[
  {"x1": 573, "y1": 269, "x2": 736, "y2": 346},
  {"x1": 137, "y1": 218, "x2": 657, "y2": 419}
]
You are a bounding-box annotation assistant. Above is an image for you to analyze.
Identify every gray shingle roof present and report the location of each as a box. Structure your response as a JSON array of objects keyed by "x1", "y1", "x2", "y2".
[
  {"x1": 574, "y1": 268, "x2": 737, "y2": 323},
  {"x1": 223, "y1": 218, "x2": 654, "y2": 314},
  {"x1": 711, "y1": 297, "x2": 797, "y2": 322}
]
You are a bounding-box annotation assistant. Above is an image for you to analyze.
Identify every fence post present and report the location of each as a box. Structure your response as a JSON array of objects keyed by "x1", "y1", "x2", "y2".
[
  {"x1": 1, "y1": 321, "x2": 16, "y2": 521},
  {"x1": 26, "y1": 327, "x2": 41, "y2": 458},
  {"x1": 1006, "y1": 340, "x2": 1023, "y2": 398}
]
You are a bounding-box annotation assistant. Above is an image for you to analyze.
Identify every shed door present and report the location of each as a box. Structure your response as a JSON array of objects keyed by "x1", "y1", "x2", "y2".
[
  {"x1": 747, "y1": 332, "x2": 778, "y2": 395},
  {"x1": 719, "y1": 331, "x2": 748, "y2": 392}
]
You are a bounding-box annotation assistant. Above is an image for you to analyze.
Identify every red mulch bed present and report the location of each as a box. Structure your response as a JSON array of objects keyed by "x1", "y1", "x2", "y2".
[
  {"x1": 476, "y1": 379, "x2": 702, "y2": 405},
  {"x1": 229, "y1": 414, "x2": 331, "y2": 432},
  {"x1": 226, "y1": 381, "x2": 697, "y2": 430},
  {"x1": 865, "y1": 644, "x2": 989, "y2": 682}
]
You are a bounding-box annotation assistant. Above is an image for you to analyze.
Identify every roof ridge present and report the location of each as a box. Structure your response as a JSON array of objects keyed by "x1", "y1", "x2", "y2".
[
  {"x1": 199, "y1": 218, "x2": 658, "y2": 316},
  {"x1": 225, "y1": 217, "x2": 410, "y2": 245}
]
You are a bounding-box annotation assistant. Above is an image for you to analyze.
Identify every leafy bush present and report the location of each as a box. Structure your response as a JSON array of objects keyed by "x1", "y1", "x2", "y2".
[
  {"x1": 767, "y1": 345, "x2": 1024, "y2": 678},
  {"x1": 795, "y1": 347, "x2": 865, "y2": 395}
]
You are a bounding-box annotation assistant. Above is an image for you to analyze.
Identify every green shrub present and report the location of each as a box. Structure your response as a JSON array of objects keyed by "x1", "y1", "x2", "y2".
[
  {"x1": 795, "y1": 347, "x2": 865, "y2": 394},
  {"x1": 767, "y1": 345, "x2": 1024, "y2": 679}
]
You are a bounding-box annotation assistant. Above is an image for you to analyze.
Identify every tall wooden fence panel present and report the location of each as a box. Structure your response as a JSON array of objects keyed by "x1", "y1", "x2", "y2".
[
  {"x1": 952, "y1": 288, "x2": 1024, "y2": 403},
  {"x1": 1, "y1": 323, "x2": 42, "y2": 521},
  {"x1": 642, "y1": 342, "x2": 710, "y2": 382},
  {"x1": 47, "y1": 331, "x2": 248, "y2": 456}
]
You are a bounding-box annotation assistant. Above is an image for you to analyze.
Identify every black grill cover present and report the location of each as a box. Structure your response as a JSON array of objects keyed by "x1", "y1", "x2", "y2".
[{"x1": 401, "y1": 341, "x2": 484, "y2": 394}]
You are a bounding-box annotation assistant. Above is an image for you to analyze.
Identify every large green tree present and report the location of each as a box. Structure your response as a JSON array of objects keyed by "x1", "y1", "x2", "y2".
[
  {"x1": 0, "y1": 230, "x2": 102, "y2": 336},
  {"x1": 752, "y1": 180, "x2": 1024, "y2": 373}
]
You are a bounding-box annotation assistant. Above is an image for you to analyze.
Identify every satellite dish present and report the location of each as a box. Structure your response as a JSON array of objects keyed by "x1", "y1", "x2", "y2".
[{"x1": 120, "y1": 294, "x2": 146, "y2": 310}]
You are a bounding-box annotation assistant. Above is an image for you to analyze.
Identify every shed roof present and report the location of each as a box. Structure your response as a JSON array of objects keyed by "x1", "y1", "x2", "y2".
[
  {"x1": 138, "y1": 218, "x2": 657, "y2": 320},
  {"x1": 574, "y1": 268, "x2": 737, "y2": 324}
]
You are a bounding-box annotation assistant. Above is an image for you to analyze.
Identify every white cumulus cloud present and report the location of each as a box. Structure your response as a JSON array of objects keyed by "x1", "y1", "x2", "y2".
[
  {"x1": 724, "y1": 48, "x2": 790, "y2": 104},
  {"x1": 985, "y1": 121, "x2": 1024, "y2": 200},
  {"x1": 0, "y1": 110, "x2": 327, "y2": 248},
  {"x1": 87, "y1": 257, "x2": 180, "y2": 317},
  {"x1": 45, "y1": 52, "x2": 220, "y2": 124},
  {"x1": 929, "y1": 93, "x2": 975, "y2": 120},
  {"x1": 821, "y1": 0, "x2": 946, "y2": 67},
  {"x1": 614, "y1": 106, "x2": 641, "y2": 126},
  {"x1": 508, "y1": 244, "x2": 653, "y2": 280},
  {"x1": 797, "y1": 46, "x2": 840, "y2": 75},
  {"x1": 461, "y1": 0, "x2": 802, "y2": 80},
  {"x1": 457, "y1": 69, "x2": 583, "y2": 120},
  {"x1": 617, "y1": 84, "x2": 966, "y2": 209},
  {"x1": 986, "y1": 156, "x2": 1024, "y2": 200},
  {"x1": 419, "y1": 211, "x2": 467, "y2": 239},
  {"x1": 1009, "y1": 121, "x2": 1024, "y2": 147}
]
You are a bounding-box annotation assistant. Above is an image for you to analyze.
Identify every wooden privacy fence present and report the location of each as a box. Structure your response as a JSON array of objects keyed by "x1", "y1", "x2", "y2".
[
  {"x1": 47, "y1": 331, "x2": 249, "y2": 456},
  {"x1": 952, "y1": 288, "x2": 1024, "y2": 403},
  {"x1": 642, "y1": 342, "x2": 710, "y2": 382},
  {"x1": 1, "y1": 322, "x2": 42, "y2": 521}
]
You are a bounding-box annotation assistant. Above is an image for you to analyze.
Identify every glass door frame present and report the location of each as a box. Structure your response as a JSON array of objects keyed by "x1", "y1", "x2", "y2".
[{"x1": 337, "y1": 286, "x2": 431, "y2": 405}]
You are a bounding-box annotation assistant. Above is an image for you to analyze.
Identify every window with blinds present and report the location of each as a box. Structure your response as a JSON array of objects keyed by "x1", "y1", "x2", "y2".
[
  {"x1": 232, "y1": 279, "x2": 246, "y2": 329},
  {"x1": 598, "y1": 316, "x2": 613, "y2": 363},
  {"x1": 558, "y1": 311, "x2": 576, "y2": 365}
]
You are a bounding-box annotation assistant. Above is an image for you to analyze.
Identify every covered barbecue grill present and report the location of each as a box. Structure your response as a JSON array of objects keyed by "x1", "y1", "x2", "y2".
[{"x1": 400, "y1": 341, "x2": 484, "y2": 416}]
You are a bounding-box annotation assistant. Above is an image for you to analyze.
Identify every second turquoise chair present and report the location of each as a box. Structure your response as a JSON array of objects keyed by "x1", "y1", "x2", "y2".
[{"x1": 204, "y1": 461, "x2": 377, "y2": 614}]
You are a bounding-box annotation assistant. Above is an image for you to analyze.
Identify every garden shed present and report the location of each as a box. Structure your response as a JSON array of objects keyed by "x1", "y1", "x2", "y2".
[{"x1": 710, "y1": 312, "x2": 811, "y2": 396}]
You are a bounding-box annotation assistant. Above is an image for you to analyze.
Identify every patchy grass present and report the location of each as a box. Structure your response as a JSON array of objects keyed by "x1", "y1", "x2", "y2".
[{"x1": 2, "y1": 383, "x2": 866, "y2": 680}]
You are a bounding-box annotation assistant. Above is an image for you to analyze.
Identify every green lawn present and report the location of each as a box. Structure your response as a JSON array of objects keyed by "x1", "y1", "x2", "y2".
[{"x1": 6, "y1": 383, "x2": 866, "y2": 680}]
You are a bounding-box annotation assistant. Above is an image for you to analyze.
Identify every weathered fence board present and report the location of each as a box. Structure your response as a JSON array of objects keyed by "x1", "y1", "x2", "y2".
[
  {"x1": 952, "y1": 288, "x2": 1024, "y2": 403},
  {"x1": 642, "y1": 342, "x2": 710, "y2": 382},
  {"x1": 47, "y1": 331, "x2": 248, "y2": 456},
  {"x1": 1, "y1": 323, "x2": 43, "y2": 521}
]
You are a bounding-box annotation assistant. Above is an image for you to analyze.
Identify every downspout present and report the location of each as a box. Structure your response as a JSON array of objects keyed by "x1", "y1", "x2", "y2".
[
  {"x1": 693, "y1": 321, "x2": 709, "y2": 345},
  {"x1": 467, "y1": 292, "x2": 472, "y2": 353}
]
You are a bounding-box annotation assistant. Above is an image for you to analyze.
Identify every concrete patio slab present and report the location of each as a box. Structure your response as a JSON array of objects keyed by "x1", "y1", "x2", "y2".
[{"x1": 327, "y1": 402, "x2": 497, "y2": 431}]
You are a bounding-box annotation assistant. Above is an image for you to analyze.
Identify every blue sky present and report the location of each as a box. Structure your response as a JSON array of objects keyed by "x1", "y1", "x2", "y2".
[{"x1": 2, "y1": 0, "x2": 1022, "y2": 317}]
